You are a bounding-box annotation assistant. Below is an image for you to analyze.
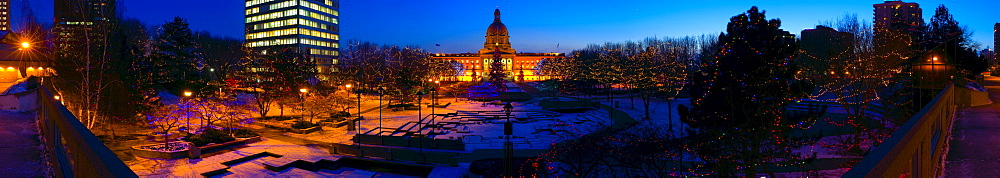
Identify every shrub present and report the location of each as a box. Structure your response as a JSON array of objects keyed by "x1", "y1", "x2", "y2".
[
  {"x1": 469, "y1": 158, "x2": 542, "y2": 177},
  {"x1": 184, "y1": 128, "x2": 236, "y2": 147},
  {"x1": 321, "y1": 117, "x2": 346, "y2": 123},
  {"x1": 290, "y1": 120, "x2": 316, "y2": 129},
  {"x1": 231, "y1": 128, "x2": 259, "y2": 138},
  {"x1": 330, "y1": 111, "x2": 351, "y2": 118},
  {"x1": 260, "y1": 116, "x2": 299, "y2": 121},
  {"x1": 388, "y1": 104, "x2": 416, "y2": 108}
]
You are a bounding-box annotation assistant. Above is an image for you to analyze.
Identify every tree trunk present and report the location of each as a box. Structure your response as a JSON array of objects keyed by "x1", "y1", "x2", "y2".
[
  {"x1": 643, "y1": 93, "x2": 651, "y2": 120},
  {"x1": 630, "y1": 86, "x2": 635, "y2": 109},
  {"x1": 666, "y1": 99, "x2": 673, "y2": 130}
]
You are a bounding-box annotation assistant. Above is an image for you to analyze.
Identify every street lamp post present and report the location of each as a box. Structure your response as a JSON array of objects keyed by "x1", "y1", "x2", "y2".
[
  {"x1": 182, "y1": 91, "x2": 193, "y2": 132},
  {"x1": 378, "y1": 87, "x2": 385, "y2": 145},
  {"x1": 416, "y1": 91, "x2": 425, "y2": 163},
  {"x1": 433, "y1": 81, "x2": 440, "y2": 106},
  {"x1": 299, "y1": 88, "x2": 308, "y2": 120},
  {"x1": 430, "y1": 88, "x2": 437, "y2": 127},
  {"x1": 356, "y1": 88, "x2": 363, "y2": 158},
  {"x1": 503, "y1": 103, "x2": 514, "y2": 177}
]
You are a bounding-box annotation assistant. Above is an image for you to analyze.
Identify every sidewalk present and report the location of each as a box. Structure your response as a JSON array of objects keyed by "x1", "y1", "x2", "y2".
[
  {"x1": 945, "y1": 76, "x2": 1000, "y2": 176},
  {"x1": 0, "y1": 111, "x2": 49, "y2": 177}
]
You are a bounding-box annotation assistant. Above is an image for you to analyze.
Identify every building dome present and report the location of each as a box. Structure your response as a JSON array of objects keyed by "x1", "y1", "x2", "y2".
[
  {"x1": 486, "y1": 9, "x2": 508, "y2": 36},
  {"x1": 481, "y1": 8, "x2": 515, "y2": 54}
]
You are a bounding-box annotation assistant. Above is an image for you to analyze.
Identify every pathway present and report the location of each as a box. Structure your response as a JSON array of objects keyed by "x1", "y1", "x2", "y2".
[
  {"x1": 945, "y1": 76, "x2": 1000, "y2": 176},
  {"x1": 0, "y1": 111, "x2": 49, "y2": 177}
]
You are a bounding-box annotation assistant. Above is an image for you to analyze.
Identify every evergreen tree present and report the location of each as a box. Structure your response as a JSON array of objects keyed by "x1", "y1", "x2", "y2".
[
  {"x1": 918, "y1": 5, "x2": 985, "y2": 78},
  {"x1": 682, "y1": 7, "x2": 811, "y2": 176},
  {"x1": 149, "y1": 17, "x2": 207, "y2": 92},
  {"x1": 488, "y1": 47, "x2": 508, "y2": 92}
]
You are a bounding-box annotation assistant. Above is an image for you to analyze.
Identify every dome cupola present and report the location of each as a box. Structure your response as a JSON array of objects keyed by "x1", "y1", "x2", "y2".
[
  {"x1": 481, "y1": 8, "x2": 515, "y2": 54},
  {"x1": 486, "y1": 9, "x2": 508, "y2": 36}
]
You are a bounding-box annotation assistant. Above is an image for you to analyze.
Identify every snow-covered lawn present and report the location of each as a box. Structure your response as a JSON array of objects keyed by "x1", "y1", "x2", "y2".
[
  {"x1": 282, "y1": 97, "x2": 615, "y2": 150},
  {"x1": 127, "y1": 138, "x2": 335, "y2": 177}
]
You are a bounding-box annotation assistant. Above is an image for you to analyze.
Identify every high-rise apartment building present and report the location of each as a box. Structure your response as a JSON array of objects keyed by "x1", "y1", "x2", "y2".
[
  {"x1": 874, "y1": 1, "x2": 922, "y2": 31},
  {"x1": 982, "y1": 49, "x2": 995, "y2": 68},
  {"x1": 798, "y1": 25, "x2": 855, "y2": 78},
  {"x1": 245, "y1": 0, "x2": 340, "y2": 73},
  {"x1": 0, "y1": 0, "x2": 9, "y2": 31},
  {"x1": 873, "y1": 1, "x2": 922, "y2": 59},
  {"x1": 54, "y1": 0, "x2": 116, "y2": 52}
]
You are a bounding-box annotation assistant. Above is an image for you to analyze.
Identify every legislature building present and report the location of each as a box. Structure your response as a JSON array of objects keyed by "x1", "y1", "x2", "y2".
[{"x1": 433, "y1": 9, "x2": 564, "y2": 82}]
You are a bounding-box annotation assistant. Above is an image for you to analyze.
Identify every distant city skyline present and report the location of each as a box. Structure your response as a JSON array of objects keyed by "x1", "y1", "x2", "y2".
[{"x1": 15, "y1": 0, "x2": 1000, "y2": 53}]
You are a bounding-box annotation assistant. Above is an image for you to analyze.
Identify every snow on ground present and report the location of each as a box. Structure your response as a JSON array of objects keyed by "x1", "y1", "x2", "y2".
[
  {"x1": 791, "y1": 134, "x2": 866, "y2": 159},
  {"x1": 576, "y1": 95, "x2": 691, "y2": 135},
  {"x1": 127, "y1": 138, "x2": 336, "y2": 177},
  {"x1": 0, "y1": 78, "x2": 28, "y2": 95},
  {"x1": 281, "y1": 97, "x2": 613, "y2": 150},
  {"x1": 127, "y1": 137, "x2": 459, "y2": 177}
]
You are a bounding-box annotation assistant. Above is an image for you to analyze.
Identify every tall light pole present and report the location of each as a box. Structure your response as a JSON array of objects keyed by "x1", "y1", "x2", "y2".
[
  {"x1": 433, "y1": 80, "x2": 440, "y2": 106},
  {"x1": 356, "y1": 87, "x2": 363, "y2": 158},
  {"x1": 182, "y1": 91, "x2": 193, "y2": 132},
  {"x1": 378, "y1": 87, "x2": 385, "y2": 145},
  {"x1": 299, "y1": 88, "x2": 308, "y2": 120},
  {"x1": 416, "y1": 91, "x2": 425, "y2": 163},
  {"x1": 430, "y1": 88, "x2": 437, "y2": 127},
  {"x1": 503, "y1": 103, "x2": 514, "y2": 177}
]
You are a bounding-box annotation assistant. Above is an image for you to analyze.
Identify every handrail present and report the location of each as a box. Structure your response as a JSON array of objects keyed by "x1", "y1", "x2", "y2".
[
  {"x1": 843, "y1": 84, "x2": 956, "y2": 177},
  {"x1": 35, "y1": 87, "x2": 137, "y2": 177}
]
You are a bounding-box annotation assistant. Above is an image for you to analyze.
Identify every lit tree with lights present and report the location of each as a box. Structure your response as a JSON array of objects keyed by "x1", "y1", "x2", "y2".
[
  {"x1": 339, "y1": 41, "x2": 453, "y2": 104},
  {"x1": 487, "y1": 46, "x2": 508, "y2": 92},
  {"x1": 238, "y1": 47, "x2": 316, "y2": 117},
  {"x1": 682, "y1": 7, "x2": 813, "y2": 176},
  {"x1": 800, "y1": 14, "x2": 916, "y2": 157}
]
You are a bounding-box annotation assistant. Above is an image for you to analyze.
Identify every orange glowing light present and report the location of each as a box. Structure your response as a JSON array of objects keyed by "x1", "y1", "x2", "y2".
[{"x1": 20, "y1": 42, "x2": 29, "y2": 49}]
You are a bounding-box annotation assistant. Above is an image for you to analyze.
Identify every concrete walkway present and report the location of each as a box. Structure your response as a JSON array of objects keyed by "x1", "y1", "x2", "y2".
[
  {"x1": 945, "y1": 76, "x2": 1000, "y2": 176},
  {"x1": 0, "y1": 111, "x2": 49, "y2": 177}
]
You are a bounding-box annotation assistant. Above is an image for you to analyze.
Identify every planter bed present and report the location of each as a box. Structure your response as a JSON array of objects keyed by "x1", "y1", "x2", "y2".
[
  {"x1": 145, "y1": 132, "x2": 186, "y2": 142},
  {"x1": 133, "y1": 136, "x2": 264, "y2": 159},
  {"x1": 132, "y1": 142, "x2": 192, "y2": 159},
  {"x1": 290, "y1": 126, "x2": 322, "y2": 134}
]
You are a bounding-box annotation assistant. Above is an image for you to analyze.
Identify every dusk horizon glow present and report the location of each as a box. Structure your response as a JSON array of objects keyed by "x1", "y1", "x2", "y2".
[{"x1": 17, "y1": 0, "x2": 1000, "y2": 53}]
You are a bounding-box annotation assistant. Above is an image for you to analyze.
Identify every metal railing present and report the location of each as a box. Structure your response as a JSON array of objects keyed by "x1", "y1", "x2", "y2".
[
  {"x1": 35, "y1": 87, "x2": 137, "y2": 177},
  {"x1": 844, "y1": 84, "x2": 956, "y2": 177}
]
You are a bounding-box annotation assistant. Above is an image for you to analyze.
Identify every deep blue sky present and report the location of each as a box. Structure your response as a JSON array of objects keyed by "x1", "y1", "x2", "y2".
[{"x1": 17, "y1": 0, "x2": 1000, "y2": 53}]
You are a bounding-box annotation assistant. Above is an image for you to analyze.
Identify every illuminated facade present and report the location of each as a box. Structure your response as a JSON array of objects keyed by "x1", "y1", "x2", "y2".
[
  {"x1": 245, "y1": 0, "x2": 340, "y2": 73},
  {"x1": 873, "y1": 1, "x2": 922, "y2": 58},
  {"x1": 54, "y1": 0, "x2": 115, "y2": 53},
  {"x1": 0, "y1": 0, "x2": 8, "y2": 31},
  {"x1": 0, "y1": 32, "x2": 52, "y2": 83},
  {"x1": 433, "y1": 9, "x2": 564, "y2": 82}
]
